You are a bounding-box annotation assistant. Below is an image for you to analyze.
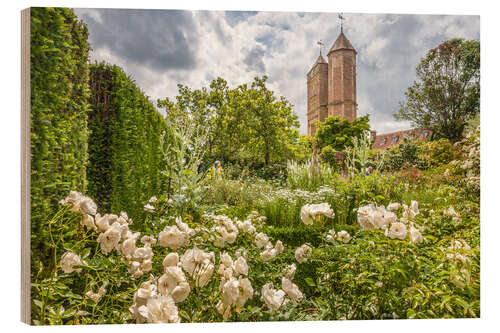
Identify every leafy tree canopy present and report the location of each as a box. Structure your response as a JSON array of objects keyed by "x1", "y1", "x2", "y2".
[
  {"x1": 315, "y1": 115, "x2": 370, "y2": 151},
  {"x1": 395, "y1": 38, "x2": 480, "y2": 142}
]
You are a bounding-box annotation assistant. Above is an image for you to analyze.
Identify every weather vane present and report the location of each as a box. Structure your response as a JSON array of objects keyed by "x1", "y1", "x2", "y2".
[
  {"x1": 317, "y1": 40, "x2": 324, "y2": 56},
  {"x1": 338, "y1": 13, "x2": 345, "y2": 32}
]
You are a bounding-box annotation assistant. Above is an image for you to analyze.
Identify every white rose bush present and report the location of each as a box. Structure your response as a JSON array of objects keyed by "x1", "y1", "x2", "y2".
[{"x1": 31, "y1": 127, "x2": 479, "y2": 324}]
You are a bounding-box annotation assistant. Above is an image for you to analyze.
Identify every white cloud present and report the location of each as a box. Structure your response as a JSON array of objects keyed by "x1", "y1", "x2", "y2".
[{"x1": 76, "y1": 9, "x2": 479, "y2": 135}]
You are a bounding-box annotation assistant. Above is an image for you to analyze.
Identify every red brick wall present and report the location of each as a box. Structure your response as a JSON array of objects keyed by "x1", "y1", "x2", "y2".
[{"x1": 372, "y1": 129, "x2": 432, "y2": 150}]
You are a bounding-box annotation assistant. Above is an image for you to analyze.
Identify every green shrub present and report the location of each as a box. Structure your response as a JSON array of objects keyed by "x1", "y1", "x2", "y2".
[
  {"x1": 30, "y1": 7, "x2": 91, "y2": 263},
  {"x1": 88, "y1": 63, "x2": 169, "y2": 224}
]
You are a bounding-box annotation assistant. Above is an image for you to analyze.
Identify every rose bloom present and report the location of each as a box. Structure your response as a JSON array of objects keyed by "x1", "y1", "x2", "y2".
[
  {"x1": 337, "y1": 230, "x2": 352, "y2": 244},
  {"x1": 143, "y1": 203, "x2": 155, "y2": 212},
  {"x1": 261, "y1": 283, "x2": 286, "y2": 310},
  {"x1": 409, "y1": 226, "x2": 423, "y2": 244},
  {"x1": 255, "y1": 232, "x2": 270, "y2": 249},
  {"x1": 81, "y1": 214, "x2": 97, "y2": 231},
  {"x1": 163, "y1": 252, "x2": 179, "y2": 268},
  {"x1": 96, "y1": 222, "x2": 121, "y2": 254},
  {"x1": 300, "y1": 203, "x2": 335, "y2": 225},
  {"x1": 141, "y1": 235, "x2": 157, "y2": 246},
  {"x1": 60, "y1": 251, "x2": 84, "y2": 273},
  {"x1": 283, "y1": 263, "x2": 297, "y2": 280},
  {"x1": 158, "y1": 225, "x2": 187, "y2": 250},
  {"x1": 233, "y1": 256, "x2": 248, "y2": 276},
  {"x1": 282, "y1": 277, "x2": 303, "y2": 304},
  {"x1": 385, "y1": 222, "x2": 408, "y2": 240},
  {"x1": 386, "y1": 202, "x2": 401, "y2": 211},
  {"x1": 325, "y1": 229, "x2": 336, "y2": 243},
  {"x1": 138, "y1": 295, "x2": 180, "y2": 323},
  {"x1": 295, "y1": 244, "x2": 312, "y2": 263}
]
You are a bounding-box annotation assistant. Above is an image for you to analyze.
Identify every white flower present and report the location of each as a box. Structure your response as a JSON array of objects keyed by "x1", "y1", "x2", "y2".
[
  {"x1": 81, "y1": 214, "x2": 97, "y2": 231},
  {"x1": 410, "y1": 201, "x2": 419, "y2": 215},
  {"x1": 402, "y1": 204, "x2": 418, "y2": 219},
  {"x1": 260, "y1": 248, "x2": 277, "y2": 262},
  {"x1": 337, "y1": 230, "x2": 352, "y2": 244},
  {"x1": 295, "y1": 244, "x2": 312, "y2": 263},
  {"x1": 149, "y1": 196, "x2": 158, "y2": 203},
  {"x1": 357, "y1": 204, "x2": 385, "y2": 230},
  {"x1": 236, "y1": 219, "x2": 256, "y2": 234},
  {"x1": 158, "y1": 225, "x2": 187, "y2": 250},
  {"x1": 60, "y1": 191, "x2": 97, "y2": 215},
  {"x1": 96, "y1": 222, "x2": 121, "y2": 254},
  {"x1": 94, "y1": 213, "x2": 118, "y2": 232},
  {"x1": 255, "y1": 232, "x2": 270, "y2": 249},
  {"x1": 121, "y1": 232, "x2": 139, "y2": 258},
  {"x1": 60, "y1": 251, "x2": 84, "y2": 273},
  {"x1": 217, "y1": 277, "x2": 254, "y2": 319},
  {"x1": 141, "y1": 235, "x2": 157, "y2": 246},
  {"x1": 138, "y1": 295, "x2": 180, "y2": 323},
  {"x1": 180, "y1": 247, "x2": 215, "y2": 287},
  {"x1": 85, "y1": 283, "x2": 107, "y2": 303},
  {"x1": 261, "y1": 283, "x2": 286, "y2": 310},
  {"x1": 300, "y1": 203, "x2": 335, "y2": 225},
  {"x1": 384, "y1": 222, "x2": 408, "y2": 240},
  {"x1": 163, "y1": 253, "x2": 179, "y2": 268},
  {"x1": 143, "y1": 203, "x2": 155, "y2": 212},
  {"x1": 158, "y1": 267, "x2": 190, "y2": 303},
  {"x1": 409, "y1": 226, "x2": 423, "y2": 244},
  {"x1": 325, "y1": 229, "x2": 336, "y2": 243},
  {"x1": 386, "y1": 203, "x2": 401, "y2": 211},
  {"x1": 283, "y1": 264, "x2": 297, "y2": 280},
  {"x1": 375, "y1": 281, "x2": 383, "y2": 288},
  {"x1": 274, "y1": 240, "x2": 284, "y2": 254},
  {"x1": 233, "y1": 256, "x2": 248, "y2": 276},
  {"x1": 282, "y1": 277, "x2": 303, "y2": 304}
]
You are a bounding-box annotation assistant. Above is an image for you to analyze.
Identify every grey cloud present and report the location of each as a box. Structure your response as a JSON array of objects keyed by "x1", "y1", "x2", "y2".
[
  {"x1": 243, "y1": 45, "x2": 266, "y2": 73},
  {"x1": 75, "y1": 8, "x2": 199, "y2": 71}
]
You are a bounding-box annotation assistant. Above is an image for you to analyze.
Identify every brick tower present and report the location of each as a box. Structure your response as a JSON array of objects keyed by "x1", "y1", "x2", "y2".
[
  {"x1": 306, "y1": 54, "x2": 328, "y2": 135},
  {"x1": 327, "y1": 30, "x2": 357, "y2": 121}
]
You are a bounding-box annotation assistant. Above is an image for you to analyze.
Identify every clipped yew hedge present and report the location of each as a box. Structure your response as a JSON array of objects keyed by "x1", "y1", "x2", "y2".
[
  {"x1": 30, "y1": 7, "x2": 91, "y2": 259},
  {"x1": 88, "y1": 63, "x2": 168, "y2": 224}
]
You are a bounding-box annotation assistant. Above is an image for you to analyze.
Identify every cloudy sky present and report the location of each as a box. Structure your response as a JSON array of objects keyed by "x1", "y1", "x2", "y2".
[{"x1": 74, "y1": 8, "x2": 479, "y2": 134}]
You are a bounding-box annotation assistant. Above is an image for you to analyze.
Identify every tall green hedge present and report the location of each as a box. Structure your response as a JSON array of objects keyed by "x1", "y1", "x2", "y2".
[
  {"x1": 88, "y1": 63, "x2": 168, "y2": 224},
  {"x1": 30, "y1": 8, "x2": 90, "y2": 254}
]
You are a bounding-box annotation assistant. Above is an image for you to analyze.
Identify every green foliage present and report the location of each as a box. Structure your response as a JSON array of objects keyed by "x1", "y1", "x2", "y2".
[
  {"x1": 30, "y1": 7, "x2": 91, "y2": 264},
  {"x1": 395, "y1": 38, "x2": 480, "y2": 142},
  {"x1": 286, "y1": 158, "x2": 336, "y2": 191},
  {"x1": 384, "y1": 136, "x2": 422, "y2": 171},
  {"x1": 315, "y1": 115, "x2": 370, "y2": 151},
  {"x1": 87, "y1": 63, "x2": 169, "y2": 224},
  {"x1": 158, "y1": 76, "x2": 300, "y2": 167}
]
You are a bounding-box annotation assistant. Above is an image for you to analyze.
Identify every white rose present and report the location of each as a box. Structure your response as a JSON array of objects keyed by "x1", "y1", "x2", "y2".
[
  {"x1": 337, "y1": 230, "x2": 352, "y2": 244},
  {"x1": 282, "y1": 277, "x2": 303, "y2": 304},
  {"x1": 409, "y1": 226, "x2": 423, "y2": 244},
  {"x1": 261, "y1": 283, "x2": 286, "y2": 310},
  {"x1": 255, "y1": 232, "x2": 270, "y2": 249},
  {"x1": 163, "y1": 252, "x2": 180, "y2": 268},
  {"x1": 233, "y1": 256, "x2": 249, "y2": 276},
  {"x1": 96, "y1": 222, "x2": 121, "y2": 254},
  {"x1": 295, "y1": 244, "x2": 312, "y2": 263},
  {"x1": 140, "y1": 295, "x2": 180, "y2": 323},
  {"x1": 158, "y1": 225, "x2": 187, "y2": 250},
  {"x1": 81, "y1": 214, "x2": 97, "y2": 231},
  {"x1": 385, "y1": 222, "x2": 408, "y2": 240},
  {"x1": 386, "y1": 202, "x2": 401, "y2": 211},
  {"x1": 60, "y1": 251, "x2": 84, "y2": 273}
]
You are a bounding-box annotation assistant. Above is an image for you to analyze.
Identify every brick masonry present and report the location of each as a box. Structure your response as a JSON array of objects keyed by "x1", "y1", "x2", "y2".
[{"x1": 307, "y1": 30, "x2": 430, "y2": 149}]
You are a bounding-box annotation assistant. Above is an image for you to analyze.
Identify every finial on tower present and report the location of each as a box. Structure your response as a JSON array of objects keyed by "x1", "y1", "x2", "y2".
[
  {"x1": 338, "y1": 13, "x2": 345, "y2": 32},
  {"x1": 317, "y1": 40, "x2": 324, "y2": 56}
]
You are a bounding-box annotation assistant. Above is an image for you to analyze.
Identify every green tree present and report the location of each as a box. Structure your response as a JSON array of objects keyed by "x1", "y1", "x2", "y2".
[
  {"x1": 395, "y1": 38, "x2": 480, "y2": 142},
  {"x1": 315, "y1": 115, "x2": 370, "y2": 151},
  {"x1": 159, "y1": 76, "x2": 300, "y2": 167}
]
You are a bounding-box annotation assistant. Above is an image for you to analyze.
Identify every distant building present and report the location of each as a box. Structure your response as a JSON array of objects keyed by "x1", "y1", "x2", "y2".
[
  {"x1": 371, "y1": 128, "x2": 432, "y2": 150},
  {"x1": 306, "y1": 27, "x2": 429, "y2": 149}
]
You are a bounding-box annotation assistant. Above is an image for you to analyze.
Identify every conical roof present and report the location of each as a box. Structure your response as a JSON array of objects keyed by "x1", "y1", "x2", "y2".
[
  {"x1": 314, "y1": 54, "x2": 327, "y2": 65},
  {"x1": 328, "y1": 31, "x2": 357, "y2": 54},
  {"x1": 307, "y1": 54, "x2": 327, "y2": 75}
]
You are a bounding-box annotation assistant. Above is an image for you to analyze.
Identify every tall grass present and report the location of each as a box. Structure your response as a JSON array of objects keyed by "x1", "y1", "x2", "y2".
[{"x1": 287, "y1": 158, "x2": 337, "y2": 191}]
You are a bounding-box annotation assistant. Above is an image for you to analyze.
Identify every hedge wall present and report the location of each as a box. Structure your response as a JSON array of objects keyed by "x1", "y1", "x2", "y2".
[
  {"x1": 88, "y1": 63, "x2": 168, "y2": 224},
  {"x1": 30, "y1": 8, "x2": 90, "y2": 254}
]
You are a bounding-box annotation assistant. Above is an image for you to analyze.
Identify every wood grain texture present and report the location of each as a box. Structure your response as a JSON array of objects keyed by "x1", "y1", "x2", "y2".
[{"x1": 21, "y1": 7, "x2": 31, "y2": 325}]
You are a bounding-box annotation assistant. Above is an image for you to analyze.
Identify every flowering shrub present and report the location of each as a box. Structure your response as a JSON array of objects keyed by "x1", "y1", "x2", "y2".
[{"x1": 31, "y1": 133, "x2": 480, "y2": 324}]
